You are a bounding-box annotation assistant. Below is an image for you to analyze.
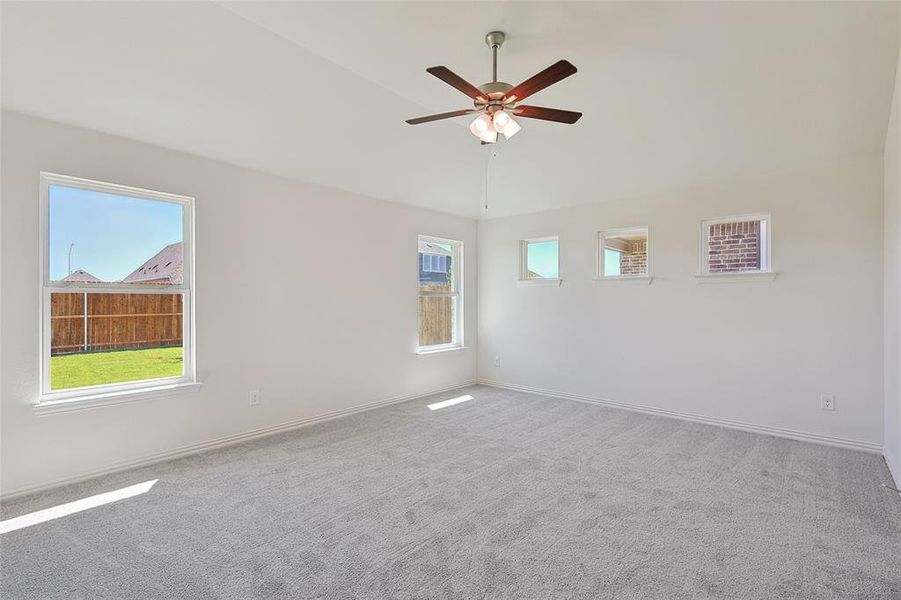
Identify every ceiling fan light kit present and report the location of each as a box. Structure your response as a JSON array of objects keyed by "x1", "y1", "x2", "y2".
[{"x1": 406, "y1": 31, "x2": 582, "y2": 144}]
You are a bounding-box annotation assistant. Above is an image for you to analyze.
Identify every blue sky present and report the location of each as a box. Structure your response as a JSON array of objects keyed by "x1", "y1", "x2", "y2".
[
  {"x1": 527, "y1": 240, "x2": 559, "y2": 278},
  {"x1": 49, "y1": 185, "x2": 183, "y2": 282},
  {"x1": 604, "y1": 249, "x2": 621, "y2": 276}
]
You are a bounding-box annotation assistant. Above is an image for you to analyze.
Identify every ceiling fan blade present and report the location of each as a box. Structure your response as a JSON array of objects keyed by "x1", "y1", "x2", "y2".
[
  {"x1": 426, "y1": 66, "x2": 487, "y2": 102},
  {"x1": 406, "y1": 109, "x2": 479, "y2": 125},
  {"x1": 504, "y1": 60, "x2": 577, "y2": 103},
  {"x1": 513, "y1": 105, "x2": 582, "y2": 124}
]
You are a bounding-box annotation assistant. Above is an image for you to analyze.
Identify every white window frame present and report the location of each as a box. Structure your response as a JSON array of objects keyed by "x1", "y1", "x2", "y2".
[
  {"x1": 698, "y1": 213, "x2": 773, "y2": 280},
  {"x1": 417, "y1": 235, "x2": 463, "y2": 354},
  {"x1": 38, "y1": 172, "x2": 197, "y2": 406},
  {"x1": 518, "y1": 236, "x2": 561, "y2": 286},
  {"x1": 597, "y1": 226, "x2": 650, "y2": 281}
]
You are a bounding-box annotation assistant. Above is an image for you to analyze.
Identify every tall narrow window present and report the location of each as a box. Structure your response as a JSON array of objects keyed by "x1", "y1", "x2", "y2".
[
  {"x1": 40, "y1": 173, "x2": 195, "y2": 402},
  {"x1": 520, "y1": 237, "x2": 560, "y2": 282},
  {"x1": 417, "y1": 236, "x2": 462, "y2": 352}
]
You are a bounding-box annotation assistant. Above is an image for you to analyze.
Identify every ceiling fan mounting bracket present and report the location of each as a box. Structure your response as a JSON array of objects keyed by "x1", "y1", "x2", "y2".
[{"x1": 485, "y1": 31, "x2": 506, "y2": 49}]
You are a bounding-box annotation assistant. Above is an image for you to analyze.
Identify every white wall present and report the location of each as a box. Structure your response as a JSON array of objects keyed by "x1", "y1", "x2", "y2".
[
  {"x1": 1, "y1": 107, "x2": 893, "y2": 497},
  {"x1": 885, "y1": 35, "x2": 901, "y2": 484},
  {"x1": 0, "y1": 111, "x2": 477, "y2": 497},
  {"x1": 478, "y1": 155, "x2": 885, "y2": 450}
]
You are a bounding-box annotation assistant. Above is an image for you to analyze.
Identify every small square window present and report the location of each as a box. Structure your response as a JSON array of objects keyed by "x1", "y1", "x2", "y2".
[
  {"x1": 520, "y1": 237, "x2": 559, "y2": 281},
  {"x1": 598, "y1": 227, "x2": 649, "y2": 278},
  {"x1": 700, "y1": 215, "x2": 770, "y2": 274}
]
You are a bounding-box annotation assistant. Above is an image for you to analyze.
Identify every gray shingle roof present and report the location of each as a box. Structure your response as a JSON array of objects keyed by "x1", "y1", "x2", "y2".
[
  {"x1": 60, "y1": 269, "x2": 102, "y2": 283},
  {"x1": 122, "y1": 242, "x2": 183, "y2": 285}
]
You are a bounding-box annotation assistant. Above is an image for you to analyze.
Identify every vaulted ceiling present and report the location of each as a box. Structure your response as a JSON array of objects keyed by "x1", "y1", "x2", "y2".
[{"x1": 2, "y1": 1, "x2": 898, "y2": 218}]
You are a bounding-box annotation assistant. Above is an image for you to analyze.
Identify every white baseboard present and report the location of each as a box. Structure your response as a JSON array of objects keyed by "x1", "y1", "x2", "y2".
[
  {"x1": 0, "y1": 380, "x2": 476, "y2": 502},
  {"x1": 477, "y1": 379, "x2": 882, "y2": 454}
]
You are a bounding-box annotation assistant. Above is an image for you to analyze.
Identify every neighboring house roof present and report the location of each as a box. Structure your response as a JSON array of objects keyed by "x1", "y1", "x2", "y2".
[
  {"x1": 123, "y1": 242, "x2": 183, "y2": 285},
  {"x1": 418, "y1": 240, "x2": 452, "y2": 256},
  {"x1": 60, "y1": 269, "x2": 102, "y2": 283}
]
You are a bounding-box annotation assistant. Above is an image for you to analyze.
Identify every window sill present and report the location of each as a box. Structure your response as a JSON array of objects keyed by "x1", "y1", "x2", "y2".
[
  {"x1": 35, "y1": 381, "x2": 203, "y2": 415},
  {"x1": 593, "y1": 276, "x2": 653, "y2": 285},
  {"x1": 695, "y1": 271, "x2": 778, "y2": 284},
  {"x1": 517, "y1": 278, "x2": 562, "y2": 287},
  {"x1": 416, "y1": 345, "x2": 467, "y2": 356}
]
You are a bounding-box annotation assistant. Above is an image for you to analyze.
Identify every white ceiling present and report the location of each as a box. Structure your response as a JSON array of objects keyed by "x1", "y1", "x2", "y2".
[{"x1": 2, "y1": 1, "x2": 898, "y2": 219}]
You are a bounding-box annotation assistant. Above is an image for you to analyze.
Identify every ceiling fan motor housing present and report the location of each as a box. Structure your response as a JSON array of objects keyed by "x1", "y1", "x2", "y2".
[{"x1": 476, "y1": 81, "x2": 514, "y2": 111}]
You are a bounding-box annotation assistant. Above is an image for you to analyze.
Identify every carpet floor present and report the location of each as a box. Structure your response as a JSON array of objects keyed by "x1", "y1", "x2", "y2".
[{"x1": 2, "y1": 385, "x2": 900, "y2": 599}]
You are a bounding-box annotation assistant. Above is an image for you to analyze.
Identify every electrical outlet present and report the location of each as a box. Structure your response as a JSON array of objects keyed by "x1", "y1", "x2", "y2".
[
  {"x1": 493, "y1": 355, "x2": 501, "y2": 367},
  {"x1": 820, "y1": 395, "x2": 835, "y2": 411},
  {"x1": 249, "y1": 390, "x2": 261, "y2": 406}
]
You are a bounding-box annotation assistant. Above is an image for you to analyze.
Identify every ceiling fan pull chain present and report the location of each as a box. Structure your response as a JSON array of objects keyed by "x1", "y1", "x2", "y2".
[{"x1": 484, "y1": 146, "x2": 498, "y2": 211}]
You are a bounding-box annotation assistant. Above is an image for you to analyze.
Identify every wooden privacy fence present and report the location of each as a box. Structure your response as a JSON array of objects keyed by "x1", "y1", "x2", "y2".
[
  {"x1": 418, "y1": 295, "x2": 454, "y2": 347},
  {"x1": 51, "y1": 292, "x2": 183, "y2": 355}
]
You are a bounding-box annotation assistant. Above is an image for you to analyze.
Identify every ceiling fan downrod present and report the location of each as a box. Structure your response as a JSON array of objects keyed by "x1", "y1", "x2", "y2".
[{"x1": 486, "y1": 31, "x2": 505, "y2": 84}]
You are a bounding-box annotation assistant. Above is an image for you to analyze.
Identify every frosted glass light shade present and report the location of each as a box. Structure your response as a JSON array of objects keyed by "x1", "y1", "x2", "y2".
[
  {"x1": 479, "y1": 126, "x2": 498, "y2": 143},
  {"x1": 469, "y1": 114, "x2": 492, "y2": 138},
  {"x1": 501, "y1": 117, "x2": 521, "y2": 139},
  {"x1": 493, "y1": 110, "x2": 512, "y2": 129}
]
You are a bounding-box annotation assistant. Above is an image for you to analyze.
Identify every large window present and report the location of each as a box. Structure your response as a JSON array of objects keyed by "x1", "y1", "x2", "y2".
[
  {"x1": 417, "y1": 236, "x2": 462, "y2": 352},
  {"x1": 40, "y1": 173, "x2": 194, "y2": 402},
  {"x1": 520, "y1": 237, "x2": 560, "y2": 282}
]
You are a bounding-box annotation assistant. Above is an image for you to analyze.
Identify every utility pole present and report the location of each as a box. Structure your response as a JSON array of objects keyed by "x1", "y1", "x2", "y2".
[{"x1": 68, "y1": 243, "x2": 75, "y2": 276}]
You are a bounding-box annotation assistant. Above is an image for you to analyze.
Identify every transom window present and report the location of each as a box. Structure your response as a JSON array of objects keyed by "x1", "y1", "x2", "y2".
[
  {"x1": 40, "y1": 173, "x2": 195, "y2": 402},
  {"x1": 417, "y1": 236, "x2": 462, "y2": 352}
]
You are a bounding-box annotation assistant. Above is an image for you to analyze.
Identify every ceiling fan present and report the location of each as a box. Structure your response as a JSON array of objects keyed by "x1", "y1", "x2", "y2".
[{"x1": 406, "y1": 31, "x2": 582, "y2": 144}]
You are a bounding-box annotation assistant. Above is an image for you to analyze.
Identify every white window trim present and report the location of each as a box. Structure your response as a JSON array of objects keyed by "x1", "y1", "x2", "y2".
[
  {"x1": 417, "y1": 235, "x2": 463, "y2": 353},
  {"x1": 698, "y1": 212, "x2": 775, "y2": 279},
  {"x1": 34, "y1": 382, "x2": 203, "y2": 415},
  {"x1": 415, "y1": 344, "x2": 468, "y2": 356},
  {"x1": 593, "y1": 275, "x2": 653, "y2": 285},
  {"x1": 37, "y1": 172, "x2": 197, "y2": 406},
  {"x1": 517, "y1": 278, "x2": 563, "y2": 287},
  {"x1": 694, "y1": 271, "x2": 778, "y2": 284},
  {"x1": 519, "y1": 236, "x2": 561, "y2": 284},
  {"x1": 596, "y1": 226, "x2": 650, "y2": 281}
]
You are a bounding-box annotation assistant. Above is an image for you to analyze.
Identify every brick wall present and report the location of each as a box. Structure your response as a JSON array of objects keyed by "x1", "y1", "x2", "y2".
[
  {"x1": 619, "y1": 240, "x2": 647, "y2": 276},
  {"x1": 707, "y1": 221, "x2": 760, "y2": 272}
]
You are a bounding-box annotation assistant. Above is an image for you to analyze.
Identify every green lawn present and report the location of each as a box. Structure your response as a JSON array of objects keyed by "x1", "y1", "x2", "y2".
[{"x1": 51, "y1": 347, "x2": 183, "y2": 390}]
